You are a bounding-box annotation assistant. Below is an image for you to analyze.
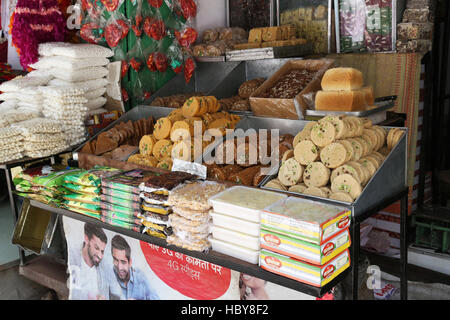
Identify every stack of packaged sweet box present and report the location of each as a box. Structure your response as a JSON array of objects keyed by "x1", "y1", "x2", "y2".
[
  {"x1": 207, "y1": 185, "x2": 352, "y2": 287},
  {"x1": 259, "y1": 197, "x2": 351, "y2": 287}
]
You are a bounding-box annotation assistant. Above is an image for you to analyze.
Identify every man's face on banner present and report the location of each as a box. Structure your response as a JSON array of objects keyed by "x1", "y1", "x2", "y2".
[
  {"x1": 87, "y1": 235, "x2": 106, "y2": 267},
  {"x1": 112, "y1": 248, "x2": 131, "y2": 281}
]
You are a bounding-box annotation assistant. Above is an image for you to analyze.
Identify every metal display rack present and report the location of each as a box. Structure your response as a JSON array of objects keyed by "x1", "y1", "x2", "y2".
[
  {"x1": 2, "y1": 107, "x2": 409, "y2": 299},
  {"x1": 0, "y1": 150, "x2": 74, "y2": 266}
]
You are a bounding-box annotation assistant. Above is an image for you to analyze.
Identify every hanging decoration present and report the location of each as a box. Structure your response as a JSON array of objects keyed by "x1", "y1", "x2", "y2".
[{"x1": 10, "y1": 0, "x2": 67, "y2": 69}]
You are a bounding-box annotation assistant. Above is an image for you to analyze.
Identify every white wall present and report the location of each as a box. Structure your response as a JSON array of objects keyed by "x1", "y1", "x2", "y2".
[
  {"x1": 2, "y1": 0, "x2": 22, "y2": 70},
  {"x1": 192, "y1": 0, "x2": 227, "y2": 38}
]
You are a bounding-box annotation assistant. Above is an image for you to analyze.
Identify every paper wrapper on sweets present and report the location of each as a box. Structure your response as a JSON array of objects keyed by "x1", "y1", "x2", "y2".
[{"x1": 249, "y1": 59, "x2": 334, "y2": 120}]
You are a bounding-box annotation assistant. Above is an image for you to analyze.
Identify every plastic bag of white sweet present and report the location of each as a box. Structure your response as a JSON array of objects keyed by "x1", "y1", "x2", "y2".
[
  {"x1": 0, "y1": 76, "x2": 52, "y2": 92},
  {"x1": 39, "y1": 85, "x2": 88, "y2": 98},
  {"x1": 12, "y1": 118, "x2": 63, "y2": 136}
]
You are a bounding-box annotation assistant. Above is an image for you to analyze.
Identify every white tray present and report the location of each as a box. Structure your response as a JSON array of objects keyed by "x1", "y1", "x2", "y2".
[
  {"x1": 210, "y1": 211, "x2": 260, "y2": 237},
  {"x1": 210, "y1": 238, "x2": 259, "y2": 264},
  {"x1": 208, "y1": 186, "x2": 287, "y2": 223},
  {"x1": 211, "y1": 225, "x2": 260, "y2": 251}
]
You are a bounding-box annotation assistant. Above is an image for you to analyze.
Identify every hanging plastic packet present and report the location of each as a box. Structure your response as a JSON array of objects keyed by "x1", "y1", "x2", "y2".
[
  {"x1": 166, "y1": 42, "x2": 184, "y2": 74},
  {"x1": 174, "y1": 27, "x2": 198, "y2": 49},
  {"x1": 79, "y1": 3, "x2": 107, "y2": 45},
  {"x1": 104, "y1": 13, "x2": 130, "y2": 48},
  {"x1": 100, "y1": 0, "x2": 124, "y2": 12},
  {"x1": 148, "y1": 0, "x2": 163, "y2": 8},
  {"x1": 143, "y1": 15, "x2": 166, "y2": 41},
  {"x1": 174, "y1": 0, "x2": 198, "y2": 22},
  {"x1": 127, "y1": 38, "x2": 146, "y2": 72},
  {"x1": 184, "y1": 56, "x2": 195, "y2": 83},
  {"x1": 131, "y1": 0, "x2": 143, "y2": 37}
]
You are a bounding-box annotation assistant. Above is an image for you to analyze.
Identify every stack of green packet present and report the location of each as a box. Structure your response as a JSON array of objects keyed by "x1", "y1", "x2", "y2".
[
  {"x1": 100, "y1": 188, "x2": 143, "y2": 232},
  {"x1": 20, "y1": 168, "x2": 83, "y2": 207},
  {"x1": 99, "y1": 169, "x2": 157, "y2": 232},
  {"x1": 62, "y1": 166, "x2": 122, "y2": 220}
]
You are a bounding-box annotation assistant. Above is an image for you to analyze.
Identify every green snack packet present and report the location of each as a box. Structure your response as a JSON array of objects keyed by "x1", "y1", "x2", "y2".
[
  {"x1": 63, "y1": 193, "x2": 100, "y2": 205},
  {"x1": 100, "y1": 217, "x2": 142, "y2": 232},
  {"x1": 16, "y1": 192, "x2": 61, "y2": 206},
  {"x1": 33, "y1": 168, "x2": 83, "y2": 191},
  {"x1": 68, "y1": 206, "x2": 101, "y2": 220},
  {"x1": 101, "y1": 209, "x2": 141, "y2": 223},
  {"x1": 64, "y1": 166, "x2": 122, "y2": 188},
  {"x1": 101, "y1": 187, "x2": 141, "y2": 202},
  {"x1": 63, "y1": 183, "x2": 100, "y2": 196},
  {"x1": 100, "y1": 194, "x2": 141, "y2": 210},
  {"x1": 64, "y1": 200, "x2": 101, "y2": 213},
  {"x1": 100, "y1": 201, "x2": 140, "y2": 216}
]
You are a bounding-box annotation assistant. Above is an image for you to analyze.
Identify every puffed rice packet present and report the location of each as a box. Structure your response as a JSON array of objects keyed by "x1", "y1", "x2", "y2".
[
  {"x1": 12, "y1": 118, "x2": 63, "y2": 135},
  {"x1": 0, "y1": 126, "x2": 22, "y2": 139},
  {"x1": 0, "y1": 152, "x2": 23, "y2": 163},
  {"x1": 39, "y1": 85, "x2": 87, "y2": 97},
  {"x1": 25, "y1": 132, "x2": 66, "y2": 143}
]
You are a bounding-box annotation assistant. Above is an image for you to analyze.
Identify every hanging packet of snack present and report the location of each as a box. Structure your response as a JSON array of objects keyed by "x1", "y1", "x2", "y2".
[
  {"x1": 104, "y1": 12, "x2": 130, "y2": 48},
  {"x1": 127, "y1": 38, "x2": 146, "y2": 72},
  {"x1": 100, "y1": 0, "x2": 125, "y2": 12}
]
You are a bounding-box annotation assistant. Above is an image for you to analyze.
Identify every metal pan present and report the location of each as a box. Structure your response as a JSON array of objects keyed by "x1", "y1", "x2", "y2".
[
  {"x1": 306, "y1": 100, "x2": 395, "y2": 117},
  {"x1": 260, "y1": 127, "x2": 408, "y2": 217}
]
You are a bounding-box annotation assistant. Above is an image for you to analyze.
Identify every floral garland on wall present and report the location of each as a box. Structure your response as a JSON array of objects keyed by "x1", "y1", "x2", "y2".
[{"x1": 10, "y1": 0, "x2": 67, "y2": 69}]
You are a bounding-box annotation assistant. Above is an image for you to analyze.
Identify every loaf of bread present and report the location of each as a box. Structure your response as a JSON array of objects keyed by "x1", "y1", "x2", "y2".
[
  {"x1": 262, "y1": 27, "x2": 283, "y2": 42},
  {"x1": 248, "y1": 28, "x2": 263, "y2": 43},
  {"x1": 361, "y1": 86, "x2": 375, "y2": 106},
  {"x1": 315, "y1": 90, "x2": 367, "y2": 111},
  {"x1": 321, "y1": 68, "x2": 364, "y2": 91}
]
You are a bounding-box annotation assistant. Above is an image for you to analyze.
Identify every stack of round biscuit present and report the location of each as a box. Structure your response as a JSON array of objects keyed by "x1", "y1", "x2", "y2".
[
  {"x1": 264, "y1": 115, "x2": 398, "y2": 203},
  {"x1": 130, "y1": 96, "x2": 240, "y2": 170}
]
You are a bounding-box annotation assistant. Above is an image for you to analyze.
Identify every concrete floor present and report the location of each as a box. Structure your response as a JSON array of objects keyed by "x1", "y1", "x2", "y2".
[
  {"x1": 0, "y1": 200, "x2": 22, "y2": 265},
  {"x1": 0, "y1": 266, "x2": 51, "y2": 300}
]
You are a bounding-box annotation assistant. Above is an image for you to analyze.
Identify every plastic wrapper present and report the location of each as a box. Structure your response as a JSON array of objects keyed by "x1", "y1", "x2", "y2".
[
  {"x1": 101, "y1": 0, "x2": 124, "y2": 12},
  {"x1": 100, "y1": 194, "x2": 141, "y2": 210},
  {"x1": 169, "y1": 211, "x2": 211, "y2": 229},
  {"x1": 63, "y1": 193, "x2": 100, "y2": 205},
  {"x1": 131, "y1": 0, "x2": 144, "y2": 37},
  {"x1": 24, "y1": 145, "x2": 69, "y2": 159},
  {"x1": 64, "y1": 166, "x2": 121, "y2": 187},
  {"x1": 0, "y1": 126, "x2": 23, "y2": 139},
  {"x1": 0, "y1": 152, "x2": 23, "y2": 163},
  {"x1": 165, "y1": 42, "x2": 184, "y2": 74},
  {"x1": 184, "y1": 56, "x2": 195, "y2": 84},
  {"x1": 167, "y1": 181, "x2": 226, "y2": 211},
  {"x1": 127, "y1": 38, "x2": 146, "y2": 72},
  {"x1": 103, "y1": 187, "x2": 140, "y2": 201},
  {"x1": 166, "y1": 233, "x2": 210, "y2": 252},
  {"x1": 0, "y1": 76, "x2": 52, "y2": 92},
  {"x1": 49, "y1": 66, "x2": 109, "y2": 82},
  {"x1": 64, "y1": 200, "x2": 101, "y2": 214},
  {"x1": 100, "y1": 201, "x2": 140, "y2": 216},
  {"x1": 32, "y1": 168, "x2": 82, "y2": 190},
  {"x1": 143, "y1": 16, "x2": 166, "y2": 41},
  {"x1": 174, "y1": 27, "x2": 198, "y2": 49},
  {"x1": 80, "y1": 22, "x2": 105, "y2": 45},
  {"x1": 101, "y1": 217, "x2": 142, "y2": 231},
  {"x1": 143, "y1": 226, "x2": 170, "y2": 239},
  {"x1": 102, "y1": 209, "x2": 142, "y2": 223},
  {"x1": 23, "y1": 140, "x2": 67, "y2": 152},
  {"x1": 39, "y1": 85, "x2": 87, "y2": 97},
  {"x1": 12, "y1": 118, "x2": 62, "y2": 135},
  {"x1": 63, "y1": 182, "x2": 100, "y2": 196},
  {"x1": 104, "y1": 13, "x2": 130, "y2": 48},
  {"x1": 177, "y1": 0, "x2": 198, "y2": 21},
  {"x1": 49, "y1": 43, "x2": 114, "y2": 59},
  {"x1": 337, "y1": 0, "x2": 395, "y2": 53}
]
